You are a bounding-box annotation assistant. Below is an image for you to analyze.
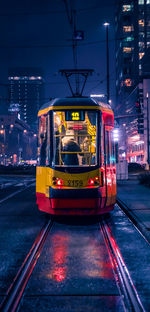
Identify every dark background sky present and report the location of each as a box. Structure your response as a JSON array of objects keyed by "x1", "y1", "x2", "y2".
[{"x1": 0, "y1": 0, "x2": 116, "y2": 112}]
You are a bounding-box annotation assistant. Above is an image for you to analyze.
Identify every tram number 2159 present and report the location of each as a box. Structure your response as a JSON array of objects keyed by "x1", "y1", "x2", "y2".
[{"x1": 67, "y1": 180, "x2": 83, "y2": 187}]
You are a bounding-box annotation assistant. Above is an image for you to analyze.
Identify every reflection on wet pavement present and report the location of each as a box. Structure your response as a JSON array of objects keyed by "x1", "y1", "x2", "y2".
[
  {"x1": 47, "y1": 233, "x2": 69, "y2": 282},
  {"x1": 20, "y1": 221, "x2": 124, "y2": 311}
]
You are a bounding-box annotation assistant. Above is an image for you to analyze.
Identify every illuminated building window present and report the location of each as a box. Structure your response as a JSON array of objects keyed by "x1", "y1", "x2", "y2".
[
  {"x1": 123, "y1": 47, "x2": 132, "y2": 53},
  {"x1": 139, "y1": 19, "x2": 144, "y2": 26},
  {"x1": 139, "y1": 32, "x2": 145, "y2": 38},
  {"x1": 124, "y1": 78, "x2": 132, "y2": 86},
  {"x1": 139, "y1": 52, "x2": 144, "y2": 59},
  {"x1": 147, "y1": 0, "x2": 150, "y2": 3},
  {"x1": 122, "y1": 5, "x2": 132, "y2": 11},
  {"x1": 147, "y1": 41, "x2": 150, "y2": 47},
  {"x1": 138, "y1": 0, "x2": 144, "y2": 4},
  {"x1": 123, "y1": 26, "x2": 134, "y2": 32},
  {"x1": 139, "y1": 41, "x2": 144, "y2": 47},
  {"x1": 139, "y1": 64, "x2": 142, "y2": 70},
  {"x1": 124, "y1": 36, "x2": 134, "y2": 42}
]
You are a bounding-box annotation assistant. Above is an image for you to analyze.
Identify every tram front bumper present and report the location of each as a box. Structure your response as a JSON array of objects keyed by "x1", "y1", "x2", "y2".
[
  {"x1": 49, "y1": 186, "x2": 101, "y2": 199},
  {"x1": 49, "y1": 186, "x2": 106, "y2": 211}
]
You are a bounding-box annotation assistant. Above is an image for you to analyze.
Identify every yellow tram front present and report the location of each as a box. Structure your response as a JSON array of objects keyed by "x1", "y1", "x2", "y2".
[{"x1": 36, "y1": 97, "x2": 116, "y2": 215}]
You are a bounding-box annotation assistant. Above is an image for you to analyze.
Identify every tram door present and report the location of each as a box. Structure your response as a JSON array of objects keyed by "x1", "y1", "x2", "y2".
[{"x1": 104, "y1": 128, "x2": 113, "y2": 207}]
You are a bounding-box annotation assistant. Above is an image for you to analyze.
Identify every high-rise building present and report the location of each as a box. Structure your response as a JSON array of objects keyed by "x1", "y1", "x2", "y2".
[
  {"x1": 8, "y1": 68, "x2": 44, "y2": 129},
  {"x1": 115, "y1": 0, "x2": 150, "y2": 114},
  {"x1": 115, "y1": 0, "x2": 150, "y2": 166}
]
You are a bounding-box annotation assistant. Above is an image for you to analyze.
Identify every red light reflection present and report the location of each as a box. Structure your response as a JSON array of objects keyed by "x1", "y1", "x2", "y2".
[{"x1": 48, "y1": 233, "x2": 69, "y2": 283}]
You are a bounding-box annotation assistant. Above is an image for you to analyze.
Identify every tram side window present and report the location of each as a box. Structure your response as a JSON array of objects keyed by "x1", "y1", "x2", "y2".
[
  {"x1": 106, "y1": 130, "x2": 110, "y2": 165},
  {"x1": 111, "y1": 131, "x2": 115, "y2": 165},
  {"x1": 38, "y1": 115, "x2": 49, "y2": 166}
]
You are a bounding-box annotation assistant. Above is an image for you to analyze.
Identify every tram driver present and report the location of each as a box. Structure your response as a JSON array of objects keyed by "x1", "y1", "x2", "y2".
[{"x1": 62, "y1": 128, "x2": 82, "y2": 166}]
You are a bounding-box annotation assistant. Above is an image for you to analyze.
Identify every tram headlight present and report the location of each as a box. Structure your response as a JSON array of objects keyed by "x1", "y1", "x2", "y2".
[
  {"x1": 88, "y1": 177, "x2": 99, "y2": 186},
  {"x1": 88, "y1": 179, "x2": 95, "y2": 186},
  {"x1": 56, "y1": 179, "x2": 63, "y2": 186},
  {"x1": 53, "y1": 177, "x2": 63, "y2": 186}
]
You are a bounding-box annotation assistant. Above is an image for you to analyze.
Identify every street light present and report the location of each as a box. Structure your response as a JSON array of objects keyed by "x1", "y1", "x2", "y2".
[{"x1": 103, "y1": 22, "x2": 110, "y2": 104}]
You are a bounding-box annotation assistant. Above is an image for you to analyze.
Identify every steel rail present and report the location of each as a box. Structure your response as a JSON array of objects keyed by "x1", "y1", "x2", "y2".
[
  {"x1": 0, "y1": 218, "x2": 53, "y2": 312},
  {"x1": 100, "y1": 219, "x2": 146, "y2": 312},
  {"x1": 117, "y1": 199, "x2": 150, "y2": 246}
]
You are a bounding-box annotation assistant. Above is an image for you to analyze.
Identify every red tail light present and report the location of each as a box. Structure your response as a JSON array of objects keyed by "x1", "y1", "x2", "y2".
[
  {"x1": 88, "y1": 179, "x2": 95, "y2": 186},
  {"x1": 56, "y1": 179, "x2": 63, "y2": 186}
]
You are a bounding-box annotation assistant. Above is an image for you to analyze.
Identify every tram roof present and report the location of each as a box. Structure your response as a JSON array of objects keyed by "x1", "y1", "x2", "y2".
[{"x1": 38, "y1": 97, "x2": 113, "y2": 116}]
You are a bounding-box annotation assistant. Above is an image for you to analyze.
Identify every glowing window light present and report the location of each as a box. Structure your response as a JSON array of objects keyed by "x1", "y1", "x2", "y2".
[
  {"x1": 139, "y1": 52, "x2": 144, "y2": 59},
  {"x1": 90, "y1": 94, "x2": 105, "y2": 98},
  {"x1": 139, "y1": 19, "x2": 144, "y2": 26},
  {"x1": 123, "y1": 47, "x2": 132, "y2": 53},
  {"x1": 123, "y1": 26, "x2": 134, "y2": 32},
  {"x1": 122, "y1": 5, "x2": 132, "y2": 11},
  {"x1": 113, "y1": 129, "x2": 119, "y2": 142},
  {"x1": 124, "y1": 36, "x2": 134, "y2": 42},
  {"x1": 124, "y1": 78, "x2": 132, "y2": 87}
]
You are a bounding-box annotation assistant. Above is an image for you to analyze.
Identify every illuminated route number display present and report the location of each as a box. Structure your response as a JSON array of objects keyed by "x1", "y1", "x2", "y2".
[{"x1": 65, "y1": 111, "x2": 85, "y2": 121}]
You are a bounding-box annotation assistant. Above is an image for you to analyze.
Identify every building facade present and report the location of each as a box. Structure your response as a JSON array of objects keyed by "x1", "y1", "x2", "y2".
[
  {"x1": 115, "y1": 0, "x2": 150, "y2": 111},
  {"x1": 115, "y1": 0, "x2": 150, "y2": 166},
  {"x1": 8, "y1": 68, "x2": 44, "y2": 130},
  {"x1": 0, "y1": 114, "x2": 37, "y2": 165}
]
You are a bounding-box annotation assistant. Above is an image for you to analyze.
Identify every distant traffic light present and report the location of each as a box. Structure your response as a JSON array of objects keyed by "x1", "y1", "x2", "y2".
[{"x1": 135, "y1": 102, "x2": 141, "y2": 113}]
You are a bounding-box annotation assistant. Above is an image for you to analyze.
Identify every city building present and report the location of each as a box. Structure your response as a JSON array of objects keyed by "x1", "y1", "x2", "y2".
[
  {"x1": 115, "y1": 0, "x2": 150, "y2": 113},
  {"x1": 8, "y1": 67, "x2": 44, "y2": 130},
  {"x1": 0, "y1": 113, "x2": 37, "y2": 165},
  {"x1": 115, "y1": 0, "x2": 150, "y2": 167}
]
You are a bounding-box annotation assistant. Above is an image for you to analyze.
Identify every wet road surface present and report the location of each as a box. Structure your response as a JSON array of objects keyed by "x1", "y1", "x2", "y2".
[
  {"x1": 0, "y1": 175, "x2": 150, "y2": 311},
  {"x1": 19, "y1": 219, "x2": 123, "y2": 312}
]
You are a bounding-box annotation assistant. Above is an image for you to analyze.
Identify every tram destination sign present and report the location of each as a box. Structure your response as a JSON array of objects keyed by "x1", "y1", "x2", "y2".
[{"x1": 65, "y1": 111, "x2": 85, "y2": 121}]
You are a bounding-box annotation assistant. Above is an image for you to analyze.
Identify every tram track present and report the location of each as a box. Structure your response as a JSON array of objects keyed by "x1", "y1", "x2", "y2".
[
  {"x1": 100, "y1": 218, "x2": 146, "y2": 312},
  {"x1": 117, "y1": 199, "x2": 150, "y2": 246},
  {"x1": 0, "y1": 214, "x2": 147, "y2": 312},
  {"x1": 0, "y1": 218, "x2": 53, "y2": 312}
]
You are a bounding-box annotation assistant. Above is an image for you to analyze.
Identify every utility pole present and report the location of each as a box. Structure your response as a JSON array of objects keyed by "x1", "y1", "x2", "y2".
[{"x1": 104, "y1": 22, "x2": 110, "y2": 104}]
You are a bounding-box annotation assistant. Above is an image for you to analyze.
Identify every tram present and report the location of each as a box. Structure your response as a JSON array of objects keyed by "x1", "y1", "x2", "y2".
[{"x1": 36, "y1": 96, "x2": 116, "y2": 215}]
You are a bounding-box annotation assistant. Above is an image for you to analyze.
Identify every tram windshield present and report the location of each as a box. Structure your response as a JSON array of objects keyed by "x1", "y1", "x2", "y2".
[{"x1": 53, "y1": 110, "x2": 98, "y2": 167}]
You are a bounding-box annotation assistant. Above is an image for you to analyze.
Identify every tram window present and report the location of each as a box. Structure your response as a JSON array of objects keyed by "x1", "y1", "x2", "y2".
[
  {"x1": 106, "y1": 130, "x2": 110, "y2": 165},
  {"x1": 37, "y1": 115, "x2": 49, "y2": 166},
  {"x1": 111, "y1": 131, "x2": 115, "y2": 165},
  {"x1": 52, "y1": 111, "x2": 98, "y2": 167}
]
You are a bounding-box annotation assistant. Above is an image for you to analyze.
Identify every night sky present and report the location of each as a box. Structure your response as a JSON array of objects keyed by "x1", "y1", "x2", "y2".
[{"x1": 0, "y1": 0, "x2": 116, "y2": 113}]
